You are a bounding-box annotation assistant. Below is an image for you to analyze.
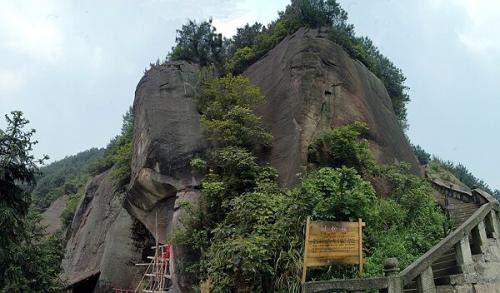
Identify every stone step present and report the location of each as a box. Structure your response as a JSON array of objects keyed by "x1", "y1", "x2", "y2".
[
  {"x1": 432, "y1": 266, "x2": 460, "y2": 279},
  {"x1": 435, "y1": 250, "x2": 455, "y2": 262},
  {"x1": 432, "y1": 258, "x2": 457, "y2": 272},
  {"x1": 436, "y1": 285, "x2": 455, "y2": 293},
  {"x1": 435, "y1": 273, "x2": 479, "y2": 287}
]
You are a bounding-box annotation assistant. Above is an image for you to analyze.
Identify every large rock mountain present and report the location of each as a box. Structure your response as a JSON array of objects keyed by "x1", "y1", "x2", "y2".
[
  {"x1": 61, "y1": 28, "x2": 419, "y2": 292},
  {"x1": 246, "y1": 28, "x2": 419, "y2": 187}
]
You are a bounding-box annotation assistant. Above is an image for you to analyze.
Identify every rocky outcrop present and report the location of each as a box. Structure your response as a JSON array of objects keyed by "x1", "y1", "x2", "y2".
[
  {"x1": 41, "y1": 195, "x2": 66, "y2": 236},
  {"x1": 125, "y1": 61, "x2": 205, "y2": 291},
  {"x1": 64, "y1": 28, "x2": 422, "y2": 292},
  {"x1": 61, "y1": 170, "x2": 143, "y2": 292},
  {"x1": 244, "y1": 27, "x2": 420, "y2": 187}
]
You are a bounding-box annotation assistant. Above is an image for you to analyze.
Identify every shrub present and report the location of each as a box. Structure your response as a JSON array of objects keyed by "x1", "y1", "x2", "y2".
[
  {"x1": 61, "y1": 192, "x2": 83, "y2": 228},
  {"x1": 412, "y1": 144, "x2": 431, "y2": 165},
  {"x1": 308, "y1": 121, "x2": 375, "y2": 173}
]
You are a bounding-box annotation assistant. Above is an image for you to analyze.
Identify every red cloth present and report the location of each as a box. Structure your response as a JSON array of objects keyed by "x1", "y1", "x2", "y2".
[{"x1": 160, "y1": 242, "x2": 171, "y2": 260}]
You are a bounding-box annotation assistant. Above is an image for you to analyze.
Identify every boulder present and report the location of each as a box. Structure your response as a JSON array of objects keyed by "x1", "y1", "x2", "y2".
[
  {"x1": 61, "y1": 170, "x2": 143, "y2": 292},
  {"x1": 125, "y1": 61, "x2": 205, "y2": 292},
  {"x1": 244, "y1": 27, "x2": 420, "y2": 187},
  {"x1": 40, "y1": 195, "x2": 67, "y2": 236}
]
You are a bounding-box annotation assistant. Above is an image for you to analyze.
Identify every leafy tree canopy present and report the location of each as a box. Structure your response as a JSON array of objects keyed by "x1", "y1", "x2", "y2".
[
  {"x1": 412, "y1": 144, "x2": 431, "y2": 165},
  {"x1": 32, "y1": 148, "x2": 103, "y2": 209},
  {"x1": 169, "y1": 19, "x2": 225, "y2": 66}
]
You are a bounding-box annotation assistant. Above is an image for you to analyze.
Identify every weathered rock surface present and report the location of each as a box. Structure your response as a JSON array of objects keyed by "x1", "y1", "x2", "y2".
[
  {"x1": 61, "y1": 170, "x2": 143, "y2": 292},
  {"x1": 124, "y1": 61, "x2": 205, "y2": 292},
  {"x1": 244, "y1": 27, "x2": 420, "y2": 187},
  {"x1": 41, "y1": 195, "x2": 66, "y2": 236}
]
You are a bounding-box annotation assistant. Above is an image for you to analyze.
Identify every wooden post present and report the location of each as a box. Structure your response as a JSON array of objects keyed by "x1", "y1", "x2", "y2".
[
  {"x1": 358, "y1": 218, "x2": 363, "y2": 274},
  {"x1": 302, "y1": 217, "x2": 311, "y2": 284}
]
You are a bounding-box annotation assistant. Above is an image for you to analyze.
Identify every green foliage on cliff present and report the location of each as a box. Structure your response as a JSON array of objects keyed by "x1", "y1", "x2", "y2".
[
  {"x1": 0, "y1": 111, "x2": 63, "y2": 292},
  {"x1": 197, "y1": 73, "x2": 272, "y2": 148},
  {"x1": 307, "y1": 121, "x2": 375, "y2": 173},
  {"x1": 173, "y1": 75, "x2": 444, "y2": 291},
  {"x1": 90, "y1": 107, "x2": 134, "y2": 188},
  {"x1": 169, "y1": 19, "x2": 225, "y2": 67},
  {"x1": 60, "y1": 191, "x2": 83, "y2": 228},
  {"x1": 412, "y1": 144, "x2": 431, "y2": 165},
  {"x1": 170, "y1": 0, "x2": 411, "y2": 128}
]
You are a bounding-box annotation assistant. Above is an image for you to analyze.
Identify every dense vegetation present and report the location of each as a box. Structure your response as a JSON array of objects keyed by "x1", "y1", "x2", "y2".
[
  {"x1": 32, "y1": 148, "x2": 103, "y2": 209},
  {"x1": 412, "y1": 144, "x2": 431, "y2": 165},
  {"x1": 169, "y1": 0, "x2": 411, "y2": 128},
  {"x1": 0, "y1": 111, "x2": 63, "y2": 292},
  {"x1": 173, "y1": 72, "x2": 444, "y2": 291}
]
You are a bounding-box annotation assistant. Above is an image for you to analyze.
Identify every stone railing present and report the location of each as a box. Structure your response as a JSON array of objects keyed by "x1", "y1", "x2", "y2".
[
  {"x1": 429, "y1": 178, "x2": 497, "y2": 206},
  {"x1": 302, "y1": 258, "x2": 402, "y2": 292},
  {"x1": 303, "y1": 189, "x2": 500, "y2": 293}
]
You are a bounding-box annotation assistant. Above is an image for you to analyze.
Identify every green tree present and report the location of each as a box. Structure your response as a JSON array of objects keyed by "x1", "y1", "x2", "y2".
[
  {"x1": 0, "y1": 111, "x2": 62, "y2": 292},
  {"x1": 231, "y1": 23, "x2": 263, "y2": 54},
  {"x1": 197, "y1": 73, "x2": 272, "y2": 148},
  {"x1": 280, "y1": 0, "x2": 352, "y2": 31},
  {"x1": 169, "y1": 19, "x2": 225, "y2": 66},
  {"x1": 412, "y1": 144, "x2": 431, "y2": 165}
]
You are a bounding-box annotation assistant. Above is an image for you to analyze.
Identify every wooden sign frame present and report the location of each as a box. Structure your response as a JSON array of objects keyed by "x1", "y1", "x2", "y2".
[{"x1": 301, "y1": 217, "x2": 365, "y2": 283}]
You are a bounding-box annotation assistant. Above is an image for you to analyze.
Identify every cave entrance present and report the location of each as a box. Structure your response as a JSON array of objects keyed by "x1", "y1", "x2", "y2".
[{"x1": 71, "y1": 271, "x2": 100, "y2": 293}]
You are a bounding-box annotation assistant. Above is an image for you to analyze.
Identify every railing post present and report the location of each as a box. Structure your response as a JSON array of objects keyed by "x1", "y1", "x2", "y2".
[
  {"x1": 455, "y1": 235, "x2": 475, "y2": 274},
  {"x1": 487, "y1": 210, "x2": 499, "y2": 239},
  {"x1": 384, "y1": 258, "x2": 402, "y2": 293},
  {"x1": 416, "y1": 267, "x2": 436, "y2": 293},
  {"x1": 477, "y1": 221, "x2": 489, "y2": 252}
]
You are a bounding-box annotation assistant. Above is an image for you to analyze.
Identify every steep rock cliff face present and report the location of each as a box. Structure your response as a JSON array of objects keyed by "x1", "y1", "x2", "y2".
[
  {"x1": 61, "y1": 170, "x2": 143, "y2": 292},
  {"x1": 125, "y1": 61, "x2": 205, "y2": 291},
  {"x1": 244, "y1": 28, "x2": 420, "y2": 187}
]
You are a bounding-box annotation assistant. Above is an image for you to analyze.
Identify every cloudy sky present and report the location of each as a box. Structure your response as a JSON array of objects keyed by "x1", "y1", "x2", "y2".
[{"x1": 0, "y1": 0, "x2": 498, "y2": 190}]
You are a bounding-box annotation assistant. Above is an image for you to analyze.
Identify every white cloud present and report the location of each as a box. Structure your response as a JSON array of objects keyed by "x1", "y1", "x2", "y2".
[
  {"x1": 0, "y1": 69, "x2": 25, "y2": 94},
  {"x1": 212, "y1": 0, "x2": 287, "y2": 38},
  {"x1": 0, "y1": 0, "x2": 64, "y2": 62},
  {"x1": 454, "y1": 0, "x2": 500, "y2": 54}
]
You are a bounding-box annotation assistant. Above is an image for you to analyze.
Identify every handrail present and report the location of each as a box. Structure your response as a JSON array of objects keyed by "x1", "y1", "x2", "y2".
[
  {"x1": 399, "y1": 202, "x2": 498, "y2": 284},
  {"x1": 429, "y1": 178, "x2": 472, "y2": 196},
  {"x1": 302, "y1": 277, "x2": 389, "y2": 291}
]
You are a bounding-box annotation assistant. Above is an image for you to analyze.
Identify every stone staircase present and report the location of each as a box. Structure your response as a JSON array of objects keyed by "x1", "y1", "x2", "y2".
[{"x1": 430, "y1": 179, "x2": 481, "y2": 226}]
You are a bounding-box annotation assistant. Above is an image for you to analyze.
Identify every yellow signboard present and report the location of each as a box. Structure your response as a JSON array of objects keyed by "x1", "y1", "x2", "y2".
[{"x1": 302, "y1": 218, "x2": 365, "y2": 283}]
